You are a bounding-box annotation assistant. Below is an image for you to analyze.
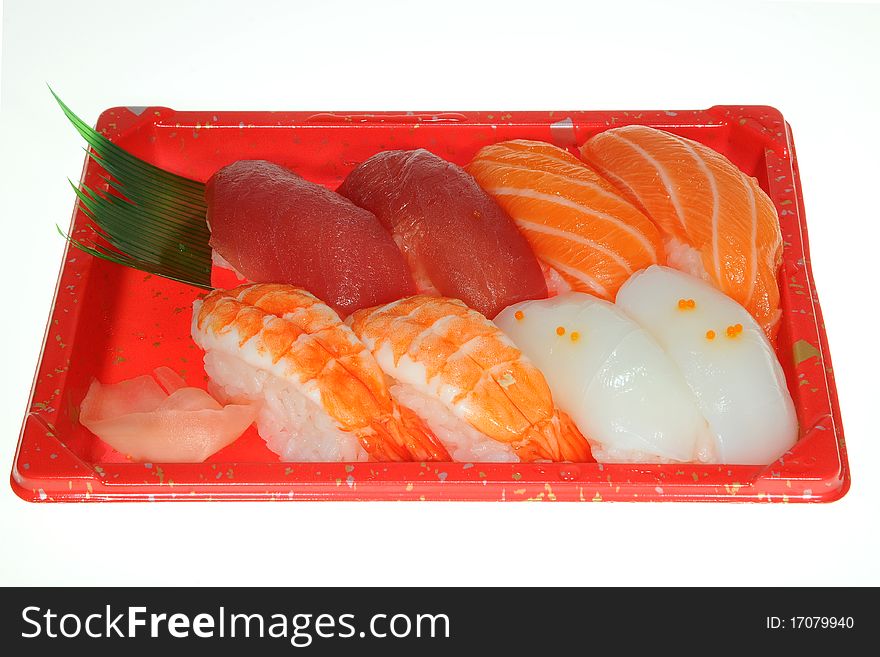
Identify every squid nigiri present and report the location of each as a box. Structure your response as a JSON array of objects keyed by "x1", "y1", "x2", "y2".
[
  {"x1": 616, "y1": 266, "x2": 797, "y2": 464},
  {"x1": 192, "y1": 284, "x2": 450, "y2": 462},
  {"x1": 348, "y1": 296, "x2": 593, "y2": 463},
  {"x1": 495, "y1": 293, "x2": 716, "y2": 463}
]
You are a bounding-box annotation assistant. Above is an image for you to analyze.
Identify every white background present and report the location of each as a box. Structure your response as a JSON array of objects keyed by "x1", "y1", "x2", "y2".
[{"x1": 1, "y1": 0, "x2": 878, "y2": 586}]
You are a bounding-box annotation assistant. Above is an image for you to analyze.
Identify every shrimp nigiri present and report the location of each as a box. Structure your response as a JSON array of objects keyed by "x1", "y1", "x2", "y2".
[
  {"x1": 348, "y1": 296, "x2": 593, "y2": 463},
  {"x1": 192, "y1": 284, "x2": 450, "y2": 462}
]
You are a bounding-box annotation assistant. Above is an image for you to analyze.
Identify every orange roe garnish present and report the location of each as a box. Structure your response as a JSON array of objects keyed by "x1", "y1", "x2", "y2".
[
  {"x1": 570, "y1": 331, "x2": 580, "y2": 342},
  {"x1": 677, "y1": 298, "x2": 696, "y2": 310},
  {"x1": 556, "y1": 326, "x2": 566, "y2": 336},
  {"x1": 725, "y1": 324, "x2": 743, "y2": 338},
  {"x1": 514, "y1": 310, "x2": 524, "y2": 321},
  {"x1": 706, "y1": 330, "x2": 716, "y2": 340}
]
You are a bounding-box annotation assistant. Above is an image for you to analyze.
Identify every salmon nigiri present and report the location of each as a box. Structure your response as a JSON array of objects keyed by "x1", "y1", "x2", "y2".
[
  {"x1": 348, "y1": 296, "x2": 593, "y2": 463},
  {"x1": 579, "y1": 125, "x2": 783, "y2": 339},
  {"x1": 193, "y1": 284, "x2": 450, "y2": 462},
  {"x1": 466, "y1": 140, "x2": 663, "y2": 300},
  {"x1": 207, "y1": 160, "x2": 415, "y2": 317},
  {"x1": 338, "y1": 149, "x2": 547, "y2": 319}
]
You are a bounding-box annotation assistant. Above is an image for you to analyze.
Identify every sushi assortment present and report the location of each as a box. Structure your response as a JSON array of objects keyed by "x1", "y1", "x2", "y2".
[{"x1": 78, "y1": 123, "x2": 798, "y2": 467}]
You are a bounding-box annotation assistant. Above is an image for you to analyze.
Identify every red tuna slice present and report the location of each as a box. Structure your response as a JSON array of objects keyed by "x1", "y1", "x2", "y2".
[
  {"x1": 337, "y1": 149, "x2": 548, "y2": 318},
  {"x1": 206, "y1": 160, "x2": 416, "y2": 316}
]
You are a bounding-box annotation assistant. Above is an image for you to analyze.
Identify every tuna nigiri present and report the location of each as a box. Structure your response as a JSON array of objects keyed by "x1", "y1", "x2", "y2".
[
  {"x1": 348, "y1": 296, "x2": 593, "y2": 463},
  {"x1": 206, "y1": 160, "x2": 415, "y2": 317},
  {"x1": 192, "y1": 284, "x2": 450, "y2": 462},
  {"x1": 580, "y1": 126, "x2": 783, "y2": 338},
  {"x1": 338, "y1": 149, "x2": 547, "y2": 318},
  {"x1": 495, "y1": 293, "x2": 716, "y2": 463},
  {"x1": 616, "y1": 266, "x2": 797, "y2": 464},
  {"x1": 466, "y1": 140, "x2": 663, "y2": 300}
]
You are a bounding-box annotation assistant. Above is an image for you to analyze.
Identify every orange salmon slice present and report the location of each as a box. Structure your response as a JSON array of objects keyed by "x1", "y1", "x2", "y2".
[{"x1": 466, "y1": 140, "x2": 663, "y2": 301}]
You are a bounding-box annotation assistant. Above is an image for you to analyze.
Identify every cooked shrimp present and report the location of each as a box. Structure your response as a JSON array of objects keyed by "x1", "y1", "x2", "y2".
[
  {"x1": 192, "y1": 284, "x2": 450, "y2": 462},
  {"x1": 348, "y1": 296, "x2": 593, "y2": 462}
]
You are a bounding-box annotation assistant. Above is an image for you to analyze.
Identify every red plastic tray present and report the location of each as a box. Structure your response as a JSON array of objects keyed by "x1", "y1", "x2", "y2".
[{"x1": 10, "y1": 106, "x2": 848, "y2": 502}]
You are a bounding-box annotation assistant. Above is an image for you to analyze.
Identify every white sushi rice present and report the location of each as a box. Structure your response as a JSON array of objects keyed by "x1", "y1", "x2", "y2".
[
  {"x1": 587, "y1": 438, "x2": 716, "y2": 465},
  {"x1": 390, "y1": 383, "x2": 519, "y2": 463},
  {"x1": 211, "y1": 249, "x2": 249, "y2": 282},
  {"x1": 664, "y1": 236, "x2": 710, "y2": 283},
  {"x1": 542, "y1": 264, "x2": 572, "y2": 297},
  {"x1": 204, "y1": 351, "x2": 369, "y2": 462}
]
